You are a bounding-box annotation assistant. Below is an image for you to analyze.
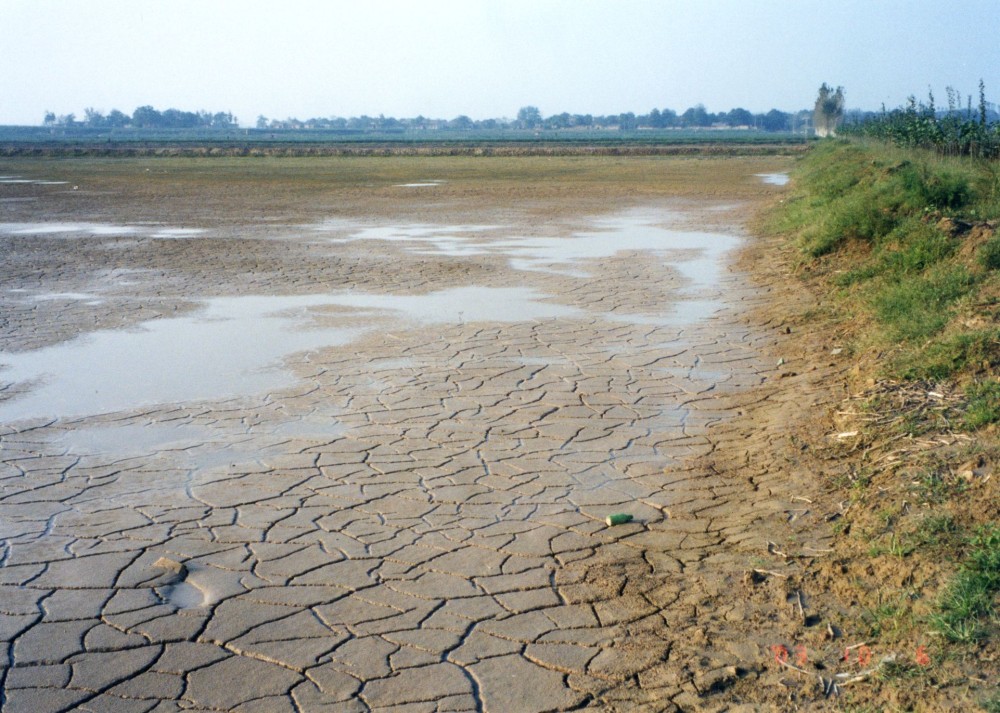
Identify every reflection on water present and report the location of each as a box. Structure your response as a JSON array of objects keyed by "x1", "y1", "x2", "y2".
[
  {"x1": 395, "y1": 180, "x2": 446, "y2": 187},
  {"x1": 756, "y1": 173, "x2": 790, "y2": 186},
  {"x1": 319, "y1": 211, "x2": 739, "y2": 282},
  {"x1": 0, "y1": 297, "x2": 363, "y2": 421},
  {"x1": 0, "y1": 222, "x2": 207, "y2": 238},
  {"x1": 325, "y1": 286, "x2": 580, "y2": 323},
  {"x1": 0, "y1": 176, "x2": 68, "y2": 185},
  {"x1": 0, "y1": 288, "x2": 578, "y2": 422},
  {"x1": 318, "y1": 223, "x2": 497, "y2": 257},
  {"x1": 49, "y1": 418, "x2": 345, "y2": 469},
  {"x1": 0, "y1": 211, "x2": 740, "y2": 423},
  {"x1": 57, "y1": 422, "x2": 216, "y2": 454}
]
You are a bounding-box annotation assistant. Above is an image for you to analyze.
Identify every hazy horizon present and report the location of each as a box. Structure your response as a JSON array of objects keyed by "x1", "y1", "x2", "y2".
[{"x1": 2, "y1": 0, "x2": 999, "y2": 127}]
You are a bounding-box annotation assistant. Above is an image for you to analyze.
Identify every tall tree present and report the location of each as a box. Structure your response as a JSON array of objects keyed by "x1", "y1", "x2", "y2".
[
  {"x1": 814, "y1": 83, "x2": 845, "y2": 137},
  {"x1": 516, "y1": 106, "x2": 542, "y2": 129}
]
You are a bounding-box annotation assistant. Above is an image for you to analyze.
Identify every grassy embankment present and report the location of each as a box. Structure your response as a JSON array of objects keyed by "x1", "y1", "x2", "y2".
[{"x1": 766, "y1": 138, "x2": 999, "y2": 709}]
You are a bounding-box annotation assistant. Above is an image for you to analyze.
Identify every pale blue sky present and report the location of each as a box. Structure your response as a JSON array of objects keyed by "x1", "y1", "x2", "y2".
[{"x1": 2, "y1": 0, "x2": 998, "y2": 126}]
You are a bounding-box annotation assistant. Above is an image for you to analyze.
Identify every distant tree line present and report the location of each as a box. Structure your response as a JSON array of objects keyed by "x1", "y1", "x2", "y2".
[
  {"x1": 254, "y1": 104, "x2": 807, "y2": 133},
  {"x1": 43, "y1": 106, "x2": 238, "y2": 130},
  {"x1": 840, "y1": 81, "x2": 1000, "y2": 159},
  {"x1": 41, "y1": 103, "x2": 812, "y2": 134}
]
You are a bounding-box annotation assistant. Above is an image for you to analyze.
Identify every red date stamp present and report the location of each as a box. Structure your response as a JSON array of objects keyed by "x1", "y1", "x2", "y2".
[{"x1": 769, "y1": 642, "x2": 932, "y2": 669}]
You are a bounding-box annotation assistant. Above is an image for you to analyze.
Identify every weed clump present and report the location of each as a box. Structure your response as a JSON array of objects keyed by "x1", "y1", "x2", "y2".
[
  {"x1": 931, "y1": 526, "x2": 1000, "y2": 641},
  {"x1": 963, "y1": 380, "x2": 1000, "y2": 429},
  {"x1": 978, "y1": 236, "x2": 1000, "y2": 270}
]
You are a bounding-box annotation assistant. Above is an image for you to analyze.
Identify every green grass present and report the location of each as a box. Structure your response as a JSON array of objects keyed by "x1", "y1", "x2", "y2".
[
  {"x1": 963, "y1": 380, "x2": 1000, "y2": 429},
  {"x1": 896, "y1": 329, "x2": 1000, "y2": 381},
  {"x1": 869, "y1": 533, "x2": 915, "y2": 558},
  {"x1": 931, "y1": 525, "x2": 1000, "y2": 642},
  {"x1": 768, "y1": 139, "x2": 1000, "y2": 387},
  {"x1": 873, "y1": 265, "x2": 974, "y2": 342},
  {"x1": 862, "y1": 596, "x2": 912, "y2": 640},
  {"x1": 983, "y1": 691, "x2": 1000, "y2": 713},
  {"x1": 775, "y1": 141, "x2": 975, "y2": 258},
  {"x1": 912, "y1": 514, "x2": 961, "y2": 547},
  {"x1": 979, "y1": 236, "x2": 1000, "y2": 270}
]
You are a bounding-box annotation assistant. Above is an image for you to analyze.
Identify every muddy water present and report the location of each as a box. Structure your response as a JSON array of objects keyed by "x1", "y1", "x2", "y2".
[
  {"x1": 0, "y1": 214, "x2": 734, "y2": 424},
  {"x1": 755, "y1": 172, "x2": 790, "y2": 186},
  {"x1": 0, "y1": 178, "x2": 786, "y2": 711}
]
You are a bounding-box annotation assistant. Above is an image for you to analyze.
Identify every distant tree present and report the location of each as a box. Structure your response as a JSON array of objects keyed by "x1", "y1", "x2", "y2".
[
  {"x1": 256, "y1": 115, "x2": 268, "y2": 129},
  {"x1": 659, "y1": 108, "x2": 678, "y2": 127},
  {"x1": 107, "y1": 109, "x2": 130, "y2": 128},
  {"x1": 813, "y1": 83, "x2": 845, "y2": 137},
  {"x1": 161, "y1": 108, "x2": 200, "y2": 128},
  {"x1": 516, "y1": 106, "x2": 542, "y2": 129},
  {"x1": 449, "y1": 115, "x2": 474, "y2": 130},
  {"x1": 618, "y1": 112, "x2": 638, "y2": 130},
  {"x1": 680, "y1": 105, "x2": 711, "y2": 127},
  {"x1": 725, "y1": 107, "x2": 754, "y2": 127},
  {"x1": 762, "y1": 108, "x2": 791, "y2": 132},
  {"x1": 979, "y1": 79, "x2": 988, "y2": 126},
  {"x1": 546, "y1": 112, "x2": 571, "y2": 129},
  {"x1": 211, "y1": 111, "x2": 237, "y2": 128},
  {"x1": 131, "y1": 105, "x2": 162, "y2": 128},
  {"x1": 43, "y1": 111, "x2": 56, "y2": 126},
  {"x1": 83, "y1": 108, "x2": 106, "y2": 127}
]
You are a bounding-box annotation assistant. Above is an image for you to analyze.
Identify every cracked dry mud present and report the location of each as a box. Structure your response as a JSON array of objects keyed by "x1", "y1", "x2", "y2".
[{"x1": 0, "y1": 157, "x2": 811, "y2": 712}]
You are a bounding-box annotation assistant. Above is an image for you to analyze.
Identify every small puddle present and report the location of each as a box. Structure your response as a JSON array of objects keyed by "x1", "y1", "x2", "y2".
[
  {"x1": 29, "y1": 292, "x2": 103, "y2": 304},
  {"x1": 320, "y1": 213, "x2": 738, "y2": 282},
  {"x1": 756, "y1": 173, "x2": 790, "y2": 186},
  {"x1": 0, "y1": 176, "x2": 68, "y2": 185},
  {"x1": 161, "y1": 581, "x2": 206, "y2": 610},
  {"x1": 395, "y1": 180, "x2": 446, "y2": 187},
  {"x1": 55, "y1": 422, "x2": 220, "y2": 457},
  {"x1": 0, "y1": 222, "x2": 206, "y2": 238},
  {"x1": 0, "y1": 288, "x2": 579, "y2": 422},
  {"x1": 325, "y1": 286, "x2": 580, "y2": 324},
  {"x1": 48, "y1": 418, "x2": 343, "y2": 468},
  {"x1": 498, "y1": 217, "x2": 738, "y2": 283},
  {"x1": 0, "y1": 296, "x2": 364, "y2": 422},
  {"x1": 318, "y1": 223, "x2": 497, "y2": 257},
  {"x1": 0, "y1": 212, "x2": 741, "y2": 423},
  {"x1": 150, "y1": 228, "x2": 208, "y2": 238}
]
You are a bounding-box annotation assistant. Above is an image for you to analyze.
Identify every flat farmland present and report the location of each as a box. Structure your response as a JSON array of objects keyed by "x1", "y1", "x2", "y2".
[{"x1": 0, "y1": 155, "x2": 839, "y2": 712}]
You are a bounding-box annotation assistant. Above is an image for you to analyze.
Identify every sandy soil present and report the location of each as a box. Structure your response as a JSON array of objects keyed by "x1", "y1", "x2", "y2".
[{"x1": 0, "y1": 154, "x2": 937, "y2": 712}]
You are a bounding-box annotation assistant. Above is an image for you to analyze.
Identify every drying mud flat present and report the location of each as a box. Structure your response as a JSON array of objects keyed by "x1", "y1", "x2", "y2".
[{"x1": 0, "y1": 155, "x2": 842, "y2": 712}]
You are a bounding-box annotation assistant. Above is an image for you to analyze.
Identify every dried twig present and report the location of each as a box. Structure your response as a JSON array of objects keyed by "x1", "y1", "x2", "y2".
[
  {"x1": 753, "y1": 568, "x2": 788, "y2": 579},
  {"x1": 834, "y1": 654, "x2": 897, "y2": 684}
]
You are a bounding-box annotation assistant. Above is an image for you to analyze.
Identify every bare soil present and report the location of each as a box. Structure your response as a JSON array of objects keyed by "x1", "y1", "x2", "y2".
[{"x1": 0, "y1": 154, "x2": 993, "y2": 712}]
